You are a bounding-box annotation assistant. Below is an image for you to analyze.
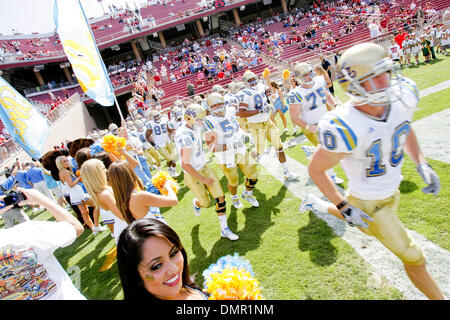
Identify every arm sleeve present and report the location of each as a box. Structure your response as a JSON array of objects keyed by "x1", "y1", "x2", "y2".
[
  {"x1": 318, "y1": 113, "x2": 358, "y2": 153},
  {"x1": 27, "y1": 221, "x2": 77, "y2": 255}
]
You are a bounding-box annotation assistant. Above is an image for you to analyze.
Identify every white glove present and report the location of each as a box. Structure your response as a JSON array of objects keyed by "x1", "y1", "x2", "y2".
[
  {"x1": 416, "y1": 163, "x2": 441, "y2": 196},
  {"x1": 340, "y1": 206, "x2": 374, "y2": 228}
]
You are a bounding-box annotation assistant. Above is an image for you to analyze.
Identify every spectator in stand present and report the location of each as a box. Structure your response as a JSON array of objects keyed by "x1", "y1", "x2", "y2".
[{"x1": 319, "y1": 54, "x2": 334, "y2": 95}]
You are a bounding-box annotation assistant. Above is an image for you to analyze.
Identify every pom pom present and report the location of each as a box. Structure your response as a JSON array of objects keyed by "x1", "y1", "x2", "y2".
[
  {"x1": 282, "y1": 69, "x2": 290, "y2": 80},
  {"x1": 75, "y1": 170, "x2": 82, "y2": 182},
  {"x1": 202, "y1": 253, "x2": 263, "y2": 300},
  {"x1": 151, "y1": 171, "x2": 179, "y2": 196},
  {"x1": 262, "y1": 68, "x2": 270, "y2": 79},
  {"x1": 101, "y1": 134, "x2": 126, "y2": 158}
]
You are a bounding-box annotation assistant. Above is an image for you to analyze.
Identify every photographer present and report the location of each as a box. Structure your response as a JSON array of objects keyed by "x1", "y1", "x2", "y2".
[
  {"x1": 0, "y1": 187, "x2": 86, "y2": 299},
  {"x1": 0, "y1": 160, "x2": 30, "y2": 228}
]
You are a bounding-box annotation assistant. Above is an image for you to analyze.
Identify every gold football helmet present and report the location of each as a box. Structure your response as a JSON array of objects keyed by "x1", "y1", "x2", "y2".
[
  {"x1": 242, "y1": 70, "x2": 258, "y2": 88},
  {"x1": 174, "y1": 100, "x2": 184, "y2": 109},
  {"x1": 293, "y1": 62, "x2": 314, "y2": 86},
  {"x1": 336, "y1": 42, "x2": 398, "y2": 106},
  {"x1": 150, "y1": 109, "x2": 161, "y2": 123},
  {"x1": 206, "y1": 92, "x2": 226, "y2": 116},
  {"x1": 172, "y1": 106, "x2": 183, "y2": 120},
  {"x1": 212, "y1": 84, "x2": 225, "y2": 94},
  {"x1": 184, "y1": 103, "x2": 206, "y2": 128}
]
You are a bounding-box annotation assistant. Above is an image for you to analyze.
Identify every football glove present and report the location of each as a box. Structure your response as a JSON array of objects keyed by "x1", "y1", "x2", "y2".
[
  {"x1": 416, "y1": 162, "x2": 441, "y2": 196},
  {"x1": 340, "y1": 206, "x2": 374, "y2": 228}
]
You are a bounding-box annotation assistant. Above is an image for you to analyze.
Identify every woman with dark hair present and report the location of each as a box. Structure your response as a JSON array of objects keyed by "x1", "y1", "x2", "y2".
[
  {"x1": 117, "y1": 218, "x2": 208, "y2": 300},
  {"x1": 107, "y1": 161, "x2": 178, "y2": 225}
]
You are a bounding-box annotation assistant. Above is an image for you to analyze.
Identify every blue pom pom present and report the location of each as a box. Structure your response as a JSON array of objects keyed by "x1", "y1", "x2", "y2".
[{"x1": 202, "y1": 253, "x2": 255, "y2": 288}]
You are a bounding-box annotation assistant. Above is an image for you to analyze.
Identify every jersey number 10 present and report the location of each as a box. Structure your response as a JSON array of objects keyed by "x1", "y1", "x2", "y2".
[{"x1": 365, "y1": 121, "x2": 411, "y2": 177}]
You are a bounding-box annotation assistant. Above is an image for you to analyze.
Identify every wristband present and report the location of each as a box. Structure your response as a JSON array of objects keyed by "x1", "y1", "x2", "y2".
[{"x1": 336, "y1": 200, "x2": 348, "y2": 210}]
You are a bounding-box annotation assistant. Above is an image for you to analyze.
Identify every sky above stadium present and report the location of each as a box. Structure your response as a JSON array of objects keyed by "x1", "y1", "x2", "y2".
[{"x1": 0, "y1": 0, "x2": 151, "y2": 36}]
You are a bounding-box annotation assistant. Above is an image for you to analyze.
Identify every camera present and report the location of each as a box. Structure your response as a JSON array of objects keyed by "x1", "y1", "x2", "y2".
[{"x1": 3, "y1": 191, "x2": 27, "y2": 208}]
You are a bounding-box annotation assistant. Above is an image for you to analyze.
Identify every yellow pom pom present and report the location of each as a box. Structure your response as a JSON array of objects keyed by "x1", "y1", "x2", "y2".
[
  {"x1": 262, "y1": 68, "x2": 270, "y2": 79},
  {"x1": 204, "y1": 267, "x2": 263, "y2": 300},
  {"x1": 282, "y1": 69, "x2": 290, "y2": 80},
  {"x1": 101, "y1": 134, "x2": 126, "y2": 159},
  {"x1": 151, "y1": 171, "x2": 179, "y2": 195}
]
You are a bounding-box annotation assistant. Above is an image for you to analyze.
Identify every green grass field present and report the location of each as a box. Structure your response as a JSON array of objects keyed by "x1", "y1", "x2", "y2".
[{"x1": 2, "y1": 54, "x2": 448, "y2": 300}]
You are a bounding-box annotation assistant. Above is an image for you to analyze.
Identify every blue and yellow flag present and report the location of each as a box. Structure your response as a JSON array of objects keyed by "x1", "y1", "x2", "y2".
[
  {"x1": 0, "y1": 76, "x2": 50, "y2": 159},
  {"x1": 54, "y1": 0, "x2": 114, "y2": 106}
]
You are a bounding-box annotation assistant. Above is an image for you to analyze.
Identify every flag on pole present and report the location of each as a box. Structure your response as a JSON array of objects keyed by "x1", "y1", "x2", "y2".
[
  {"x1": 54, "y1": 0, "x2": 115, "y2": 106},
  {"x1": 0, "y1": 76, "x2": 50, "y2": 159}
]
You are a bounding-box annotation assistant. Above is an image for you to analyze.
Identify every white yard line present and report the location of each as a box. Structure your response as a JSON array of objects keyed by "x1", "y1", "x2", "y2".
[{"x1": 257, "y1": 80, "x2": 450, "y2": 299}]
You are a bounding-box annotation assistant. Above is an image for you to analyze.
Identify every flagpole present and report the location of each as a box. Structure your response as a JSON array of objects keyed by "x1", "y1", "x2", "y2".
[{"x1": 113, "y1": 94, "x2": 124, "y2": 121}]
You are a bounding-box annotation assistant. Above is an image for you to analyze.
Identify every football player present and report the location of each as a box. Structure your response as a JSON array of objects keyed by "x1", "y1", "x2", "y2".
[
  {"x1": 174, "y1": 103, "x2": 239, "y2": 241},
  {"x1": 287, "y1": 62, "x2": 344, "y2": 184},
  {"x1": 236, "y1": 70, "x2": 297, "y2": 180},
  {"x1": 304, "y1": 43, "x2": 444, "y2": 300},
  {"x1": 135, "y1": 119, "x2": 161, "y2": 170},
  {"x1": 145, "y1": 110, "x2": 178, "y2": 177},
  {"x1": 203, "y1": 92, "x2": 260, "y2": 209}
]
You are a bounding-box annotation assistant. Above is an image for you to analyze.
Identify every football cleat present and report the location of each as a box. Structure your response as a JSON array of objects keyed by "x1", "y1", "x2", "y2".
[
  {"x1": 298, "y1": 193, "x2": 318, "y2": 213},
  {"x1": 242, "y1": 193, "x2": 260, "y2": 207},
  {"x1": 221, "y1": 227, "x2": 239, "y2": 241},
  {"x1": 283, "y1": 170, "x2": 298, "y2": 181},
  {"x1": 192, "y1": 198, "x2": 201, "y2": 217},
  {"x1": 302, "y1": 145, "x2": 316, "y2": 159},
  {"x1": 231, "y1": 196, "x2": 244, "y2": 209},
  {"x1": 330, "y1": 174, "x2": 344, "y2": 185}
]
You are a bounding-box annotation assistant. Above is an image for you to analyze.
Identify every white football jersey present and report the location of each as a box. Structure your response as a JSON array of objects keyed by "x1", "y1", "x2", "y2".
[
  {"x1": 224, "y1": 92, "x2": 239, "y2": 117},
  {"x1": 237, "y1": 83, "x2": 270, "y2": 123},
  {"x1": 287, "y1": 76, "x2": 329, "y2": 124},
  {"x1": 135, "y1": 129, "x2": 152, "y2": 150},
  {"x1": 202, "y1": 114, "x2": 246, "y2": 165},
  {"x1": 168, "y1": 119, "x2": 184, "y2": 131},
  {"x1": 318, "y1": 77, "x2": 419, "y2": 200},
  {"x1": 148, "y1": 118, "x2": 170, "y2": 147},
  {"x1": 174, "y1": 124, "x2": 206, "y2": 172}
]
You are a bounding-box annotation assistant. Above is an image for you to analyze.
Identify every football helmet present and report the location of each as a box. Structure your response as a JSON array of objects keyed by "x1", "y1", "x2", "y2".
[
  {"x1": 193, "y1": 95, "x2": 203, "y2": 104},
  {"x1": 174, "y1": 100, "x2": 184, "y2": 109},
  {"x1": 206, "y1": 92, "x2": 226, "y2": 116},
  {"x1": 336, "y1": 42, "x2": 399, "y2": 106},
  {"x1": 212, "y1": 84, "x2": 225, "y2": 94},
  {"x1": 234, "y1": 81, "x2": 245, "y2": 92},
  {"x1": 293, "y1": 62, "x2": 314, "y2": 86},
  {"x1": 151, "y1": 109, "x2": 161, "y2": 123},
  {"x1": 172, "y1": 106, "x2": 183, "y2": 120},
  {"x1": 242, "y1": 70, "x2": 258, "y2": 88},
  {"x1": 184, "y1": 103, "x2": 206, "y2": 128}
]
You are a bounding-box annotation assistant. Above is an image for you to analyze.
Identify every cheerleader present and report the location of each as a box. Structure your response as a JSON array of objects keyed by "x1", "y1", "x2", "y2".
[{"x1": 56, "y1": 155, "x2": 98, "y2": 233}]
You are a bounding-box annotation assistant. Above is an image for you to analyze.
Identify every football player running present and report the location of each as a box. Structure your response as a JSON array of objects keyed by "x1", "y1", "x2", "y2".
[
  {"x1": 236, "y1": 70, "x2": 297, "y2": 180},
  {"x1": 287, "y1": 62, "x2": 344, "y2": 184},
  {"x1": 135, "y1": 119, "x2": 161, "y2": 170},
  {"x1": 146, "y1": 110, "x2": 179, "y2": 177},
  {"x1": 203, "y1": 92, "x2": 260, "y2": 209},
  {"x1": 304, "y1": 43, "x2": 445, "y2": 300},
  {"x1": 174, "y1": 103, "x2": 239, "y2": 241}
]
